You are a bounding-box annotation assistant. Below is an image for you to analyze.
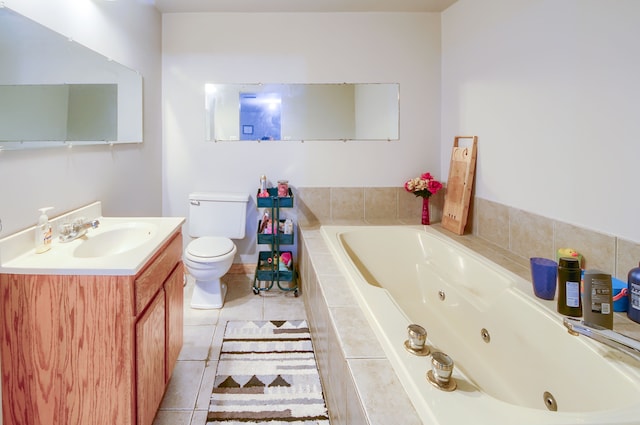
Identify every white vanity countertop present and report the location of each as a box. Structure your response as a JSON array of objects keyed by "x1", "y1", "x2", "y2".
[{"x1": 0, "y1": 202, "x2": 185, "y2": 276}]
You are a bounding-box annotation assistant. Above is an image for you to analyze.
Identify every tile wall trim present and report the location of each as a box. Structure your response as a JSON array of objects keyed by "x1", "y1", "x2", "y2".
[{"x1": 473, "y1": 197, "x2": 640, "y2": 281}]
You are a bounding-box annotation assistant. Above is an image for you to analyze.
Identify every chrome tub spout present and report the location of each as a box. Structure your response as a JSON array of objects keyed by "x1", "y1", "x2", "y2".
[{"x1": 563, "y1": 317, "x2": 640, "y2": 362}]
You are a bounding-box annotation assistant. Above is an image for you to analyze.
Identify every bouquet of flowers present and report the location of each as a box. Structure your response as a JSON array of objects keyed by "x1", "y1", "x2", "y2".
[{"x1": 404, "y1": 172, "x2": 443, "y2": 198}]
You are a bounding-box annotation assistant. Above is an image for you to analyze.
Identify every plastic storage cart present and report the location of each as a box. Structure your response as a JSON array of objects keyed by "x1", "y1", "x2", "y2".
[{"x1": 253, "y1": 188, "x2": 298, "y2": 296}]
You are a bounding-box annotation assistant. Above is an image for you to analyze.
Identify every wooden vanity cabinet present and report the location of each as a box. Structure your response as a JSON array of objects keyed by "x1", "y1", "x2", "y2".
[
  {"x1": 136, "y1": 290, "x2": 167, "y2": 425},
  {"x1": 0, "y1": 231, "x2": 184, "y2": 425}
]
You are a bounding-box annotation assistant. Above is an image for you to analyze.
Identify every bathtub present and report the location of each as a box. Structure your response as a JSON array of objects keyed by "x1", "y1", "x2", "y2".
[{"x1": 320, "y1": 225, "x2": 640, "y2": 425}]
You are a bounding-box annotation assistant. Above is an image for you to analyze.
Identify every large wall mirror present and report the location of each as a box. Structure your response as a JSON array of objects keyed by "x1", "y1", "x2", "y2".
[
  {"x1": 0, "y1": 7, "x2": 143, "y2": 150},
  {"x1": 206, "y1": 83, "x2": 399, "y2": 142}
]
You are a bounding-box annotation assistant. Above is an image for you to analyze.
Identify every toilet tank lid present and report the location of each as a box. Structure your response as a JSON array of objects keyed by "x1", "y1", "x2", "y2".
[{"x1": 189, "y1": 192, "x2": 249, "y2": 203}]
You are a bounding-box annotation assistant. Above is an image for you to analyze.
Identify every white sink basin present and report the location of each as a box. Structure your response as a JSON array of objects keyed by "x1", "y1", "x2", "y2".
[
  {"x1": 0, "y1": 202, "x2": 185, "y2": 276},
  {"x1": 73, "y1": 222, "x2": 158, "y2": 258}
]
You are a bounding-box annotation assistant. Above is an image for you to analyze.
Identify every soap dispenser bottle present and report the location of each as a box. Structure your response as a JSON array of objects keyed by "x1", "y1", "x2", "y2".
[
  {"x1": 34, "y1": 207, "x2": 53, "y2": 254},
  {"x1": 557, "y1": 257, "x2": 582, "y2": 317}
]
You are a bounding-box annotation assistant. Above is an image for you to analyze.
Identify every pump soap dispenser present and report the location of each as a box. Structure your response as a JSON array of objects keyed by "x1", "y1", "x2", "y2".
[{"x1": 35, "y1": 207, "x2": 53, "y2": 253}]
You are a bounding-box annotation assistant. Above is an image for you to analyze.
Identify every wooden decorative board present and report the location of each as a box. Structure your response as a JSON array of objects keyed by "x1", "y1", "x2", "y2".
[{"x1": 442, "y1": 136, "x2": 478, "y2": 235}]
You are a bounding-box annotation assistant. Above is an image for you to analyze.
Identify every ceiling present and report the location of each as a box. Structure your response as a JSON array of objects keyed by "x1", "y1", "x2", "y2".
[{"x1": 153, "y1": 0, "x2": 458, "y2": 13}]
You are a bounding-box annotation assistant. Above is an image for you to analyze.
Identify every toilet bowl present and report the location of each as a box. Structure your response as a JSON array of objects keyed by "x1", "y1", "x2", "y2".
[
  {"x1": 184, "y1": 236, "x2": 236, "y2": 309},
  {"x1": 184, "y1": 191, "x2": 249, "y2": 309}
]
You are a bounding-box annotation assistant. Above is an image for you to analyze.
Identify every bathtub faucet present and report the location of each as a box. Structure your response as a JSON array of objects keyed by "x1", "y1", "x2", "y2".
[{"x1": 563, "y1": 317, "x2": 640, "y2": 362}]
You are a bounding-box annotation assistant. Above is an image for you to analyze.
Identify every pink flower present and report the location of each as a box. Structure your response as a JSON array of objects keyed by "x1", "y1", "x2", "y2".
[
  {"x1": 404, "y1": 171, "x2": 442, "y2": 198},
  {"x1": 427, "y1": 179, "x2": 443, "y2": 194}
]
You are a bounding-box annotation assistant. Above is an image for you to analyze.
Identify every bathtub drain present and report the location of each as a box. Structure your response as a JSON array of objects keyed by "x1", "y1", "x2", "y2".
[
  {"x1": 543, "y1": 391, "x2": 558, "y2": 411},
  {"x1": 438, "y1": 290, "x2": 446, "y2": 301}
]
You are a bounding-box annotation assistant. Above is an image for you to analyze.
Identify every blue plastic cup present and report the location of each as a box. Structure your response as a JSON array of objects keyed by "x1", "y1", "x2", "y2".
[{"x1": 530, "y1": 257, "x2": 558, "y2": 300}]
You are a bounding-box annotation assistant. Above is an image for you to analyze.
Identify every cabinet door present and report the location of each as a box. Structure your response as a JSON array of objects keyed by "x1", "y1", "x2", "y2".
[
  {"x1": 165, "y1": 263, "x2": 184, "y2": 381},
  {"x1": 136, "y1": 291, "x2": 166, "y2": 425}
]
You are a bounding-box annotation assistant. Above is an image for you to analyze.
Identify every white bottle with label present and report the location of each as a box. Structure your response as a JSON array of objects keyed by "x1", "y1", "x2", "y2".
[{"x1": 34, "y1": 207, "x2": 53, "y2": 254}]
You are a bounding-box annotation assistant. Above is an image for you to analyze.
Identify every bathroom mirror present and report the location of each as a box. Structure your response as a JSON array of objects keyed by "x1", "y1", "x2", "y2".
[
  {"x1": 205, "y1": 83, "x2": 399, "y2": 142},
  {"x1": 0, "y1": 7, "x2": 143, "y2": 150}
]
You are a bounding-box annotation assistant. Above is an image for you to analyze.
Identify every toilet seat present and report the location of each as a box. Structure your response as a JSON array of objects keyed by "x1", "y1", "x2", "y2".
[{"x1": 185, "y1": 236, "x2": 235, "y2": 261}]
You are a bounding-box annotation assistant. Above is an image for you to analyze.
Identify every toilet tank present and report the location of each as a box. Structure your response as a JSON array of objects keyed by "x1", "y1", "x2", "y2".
[{"x1": 188, "y1": 192, "x2": 249, "y2": 239}]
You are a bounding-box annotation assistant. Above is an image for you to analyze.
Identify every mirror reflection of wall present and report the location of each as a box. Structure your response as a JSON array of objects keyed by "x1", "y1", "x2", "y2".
[
  {"x1": 0, "y1": 7, "x2": 142, "y2": 149},
  {"x1": 205, "y1": 83, "x2": 399, "y2": 142},
  {"x1": 0, "y1": 84, "x2": 117, "y2": 142}
]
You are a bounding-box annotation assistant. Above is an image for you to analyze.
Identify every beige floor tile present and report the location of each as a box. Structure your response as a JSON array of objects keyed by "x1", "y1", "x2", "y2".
[
  {"x1": 263, "y1": 290, "x2": 307, "y2": 319},
  {"x1": 219, "y1": 276, "x2": 264, "y2": 320},
  {"x1": 159, "y1": 360, "x2": 206, "y2": 410},
  {"x1": 152, "y1": 410, "x2": 193, "y2": 425},
  {"x1": 157, "y1": 272, "x2": 316, "y2": 423},
  {"x1": 178, "y1": 325, "x2": 215, "y2": 361},
  {"x1": 190, "y1": 410, "x2": 209, "y2": 425},
  {"x1": 219, "y1": 293, "x2": 264, "y2": 320},
  {"x1": 195, "y1": 361, "x2": 218, "y2": 410}
]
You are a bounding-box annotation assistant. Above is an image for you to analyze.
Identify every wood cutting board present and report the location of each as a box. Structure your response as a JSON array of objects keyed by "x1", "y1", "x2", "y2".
[{"x1": 442, "y1": 136, "x2": 477, "y2": 235}]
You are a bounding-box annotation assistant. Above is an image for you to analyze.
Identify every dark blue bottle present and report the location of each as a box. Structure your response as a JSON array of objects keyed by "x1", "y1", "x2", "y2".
[{"x1": 627, "y1": 262, "x2": 640, "y2": 324}]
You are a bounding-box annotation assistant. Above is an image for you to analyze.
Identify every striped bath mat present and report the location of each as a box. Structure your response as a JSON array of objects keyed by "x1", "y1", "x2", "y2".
[{"x1": 208, "y1": 320, "x2": 330, "y2": 424}]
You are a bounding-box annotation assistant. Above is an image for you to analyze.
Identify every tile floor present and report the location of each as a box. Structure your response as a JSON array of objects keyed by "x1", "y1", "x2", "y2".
[{"x1": 152, "y1": 273, "x2": 308, "y2": 425}]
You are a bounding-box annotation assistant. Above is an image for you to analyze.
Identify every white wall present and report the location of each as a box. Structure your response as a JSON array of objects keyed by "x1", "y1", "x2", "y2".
[
  {"x1": 0, "y1": 0, "x2": 162, "y2": 237},
  {"x1": 162, "y1": 12, "x2": 442, "y2": 260},
  {"x1": 442, "y1": 0, "x2": 640, "y2": 243}
]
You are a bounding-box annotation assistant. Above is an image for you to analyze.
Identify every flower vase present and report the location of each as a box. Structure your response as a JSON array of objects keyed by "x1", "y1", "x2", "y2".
[{"x1": 421, "y1": 197, "x2": 430, "y2": 225}]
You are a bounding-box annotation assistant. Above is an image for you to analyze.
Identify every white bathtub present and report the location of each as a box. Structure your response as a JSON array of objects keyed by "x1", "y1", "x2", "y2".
[{"x1": 320, "y1": 225, "x2": 640, "y2": 425}]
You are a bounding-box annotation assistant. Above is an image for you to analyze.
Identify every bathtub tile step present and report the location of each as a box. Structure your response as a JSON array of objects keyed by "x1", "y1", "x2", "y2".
[
  {"x1": 348, "y1": 358, "x2": 423, "y2": 425},
  {"x1": 330, "y1": 307, "x2": 386, "y2": 358}
]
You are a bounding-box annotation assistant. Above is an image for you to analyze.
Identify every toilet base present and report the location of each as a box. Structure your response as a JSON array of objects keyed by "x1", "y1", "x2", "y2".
[{"x1": 191, "y1": 278, "x2": 227, "y2": 309}]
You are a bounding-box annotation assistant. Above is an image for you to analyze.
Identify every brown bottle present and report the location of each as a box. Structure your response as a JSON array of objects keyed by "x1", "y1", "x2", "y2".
[{"x1": 557, "y1": 257, "x2": 582, "y2": 317}]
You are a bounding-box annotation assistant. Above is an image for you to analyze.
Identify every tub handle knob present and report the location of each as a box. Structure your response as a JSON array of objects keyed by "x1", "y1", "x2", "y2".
[
  {"x1": 404, "y1": 324, "x2": 430, "y2": 356},
  {"x1": 427, "y1": 351, "x2": 457, "y2": 391}
]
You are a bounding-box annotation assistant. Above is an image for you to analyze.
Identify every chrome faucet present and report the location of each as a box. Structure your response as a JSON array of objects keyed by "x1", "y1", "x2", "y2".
[
  {"x1": 563, "y1": 317, "x2": 640, "y2": 362},
  {"x1": 58, "y1": 218, "x2": 100, "y2": 242}
]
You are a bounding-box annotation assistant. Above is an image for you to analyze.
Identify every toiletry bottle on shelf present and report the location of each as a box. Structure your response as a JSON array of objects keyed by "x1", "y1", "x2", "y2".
[
  {"x1": 628, "y1": 262, "x2": 640, "y2": 324},
  {"x1": 557, "y1": 257, "x2": 582, "y2": 317},
  {"x1": 283, "y1": 218, "x2": 293, "y2": 234},
  {"x1": 258, "y1": 175, "x2": 269, "y2": 197},
  {"x1": 34, "y1": 207, "x2": 53, "y2": 254},
  {"x1": 583, "y1": 270, "x2": 613, "y2": 329}
]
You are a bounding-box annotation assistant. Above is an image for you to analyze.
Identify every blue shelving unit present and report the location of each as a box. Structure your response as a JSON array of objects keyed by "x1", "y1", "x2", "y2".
[{"x1": 253, "y1": 188, "x2": 297, "y2": 296}]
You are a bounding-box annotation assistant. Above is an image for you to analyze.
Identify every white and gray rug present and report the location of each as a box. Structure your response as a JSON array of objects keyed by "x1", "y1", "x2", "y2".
[{"x1": 208, "y1": 320, "x2": 330, "y2": 424}]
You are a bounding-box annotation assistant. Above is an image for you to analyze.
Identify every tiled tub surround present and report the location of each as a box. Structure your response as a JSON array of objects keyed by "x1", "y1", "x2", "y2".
[
  {"x1": 298, "y1": 227, "x2": 422, "y2": 425},
  {"x1": 294, "y1": 187, "x2": 640, "y2": 285},
  {"x1": 294, "y1": 188, "x2": 640, "y2": 424},
  {"x1": 294, "y1": 187, "x2": 445, "y2": 225},
  {"x1": 472, "y1": 198, "x2": 640, "y2": 282}
]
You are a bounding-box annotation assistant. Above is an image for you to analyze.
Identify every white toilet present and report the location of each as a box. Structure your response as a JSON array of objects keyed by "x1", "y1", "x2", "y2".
[{"x1": 183, "y1": 192, "x2": 249, "y2": 309}]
